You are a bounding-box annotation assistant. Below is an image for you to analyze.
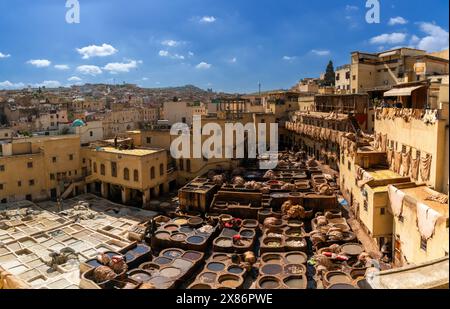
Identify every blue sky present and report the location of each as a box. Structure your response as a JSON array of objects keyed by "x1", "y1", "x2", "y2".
[{"x1": 0, "y1": 0, "x2": 448, "y2": 93}]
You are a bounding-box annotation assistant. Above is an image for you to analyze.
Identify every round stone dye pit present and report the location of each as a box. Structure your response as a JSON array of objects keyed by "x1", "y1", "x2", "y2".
[
  {"x1": 206, "y1": 262, "x2": 226, "y2": 272},
  {"x1": 261, "y1": 264, "x2": 283, "y2": 275},
  {"x1": 186, "y1": 236, "x2": 205, "y2": 244},
  {"x1": 227, "y1": 266, "x2": 244, "y2": 274},
  {"x1": 258, "y1": 277, "x2": 281, "y2": 289},
  {"x1": 163, "y1": 249, "x2": 183, "y2": 259},
  {"x1": 182, "y1": 251, "x2": 202, "y2": 261},
  {"x1": 285, "y1": 253, "x2": 307, "y2": 264},
  {"x1": 160, "y1": 267, "x2": 182, "y2": 278},
  {"x1": 153, "y1": 257, "x2": 173, "y2": 265}
]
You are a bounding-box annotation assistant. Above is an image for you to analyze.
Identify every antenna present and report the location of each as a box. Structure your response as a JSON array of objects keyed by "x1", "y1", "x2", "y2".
[{"x1": 258, "y1": 82, "x2": 261, "y2": 96}]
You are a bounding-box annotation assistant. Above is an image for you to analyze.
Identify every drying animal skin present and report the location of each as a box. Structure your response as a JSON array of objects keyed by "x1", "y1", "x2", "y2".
[
  {"x1": 93, "y1": 266, "x2": 116, "y2": 283},
  {"x1": 281, "y1": 183, "x2": 296, "y2": 191},
  {"x1": 263, "y1": 170, "x2": 276, "y2": 179},
  {"x1": 232, "y1": 176, "x2": 245, "y2": 186},
  {"x1": 212, "y1": 174, "x2": 225, "y2": 186},
  {"x1": 139, "y1": 282, "x2": 156, "y2": 289},
  {"x1": 317, "y1": 183, "x2": 334, "y2": 196}
]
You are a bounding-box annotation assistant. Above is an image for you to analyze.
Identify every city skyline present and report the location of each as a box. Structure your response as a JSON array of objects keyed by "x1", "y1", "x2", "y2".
[{"x1": 0, "y1": 0, "x2": 449, "y2": 93}]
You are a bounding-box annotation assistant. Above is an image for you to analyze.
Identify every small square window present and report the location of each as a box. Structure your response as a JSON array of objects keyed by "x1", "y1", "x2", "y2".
[
  {"x1": 17, "y1": 181, "x2": 22, "y2": 187},
  {"x1": 52, "y1": 157, "x2": 57, "y2": 163},
  {"x1": 69, "y1": 154, "x2": 74, "y2": 161},
  {"x1": 27, "y1": 162, "x2": 33, "y2": 168},
  {"x1": 29, "y1": 179, "x2": 35, "y2": 186},
  {"x1": 0, "y1": 165, "x2": 5, "y2": 172},
  {"x1": 380, "y1": 208, "x2": 385, "y2": 215},
  {"x1": 0, "y1": 184, "x2": 4, "y2": 190},
  {"x1": 50, "y1": 174, "x2": 55, "y2": 180}
]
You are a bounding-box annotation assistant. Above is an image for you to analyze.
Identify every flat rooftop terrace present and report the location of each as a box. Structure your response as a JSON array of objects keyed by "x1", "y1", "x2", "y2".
[
  {"x1": 400, "y1": 185, "x2": 449, "y2": 217},
  {"x1": 96, "y1": 146, "x2": 164, "y2": 157}
]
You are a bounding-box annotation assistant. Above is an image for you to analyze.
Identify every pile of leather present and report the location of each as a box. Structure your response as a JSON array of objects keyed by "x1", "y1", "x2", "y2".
[
  {"x1": 92, "y1": 253, "x2": 128, "y2": 283},
  {"x1": 281, "y1": 200, "x2": 306, "y2": 220}
]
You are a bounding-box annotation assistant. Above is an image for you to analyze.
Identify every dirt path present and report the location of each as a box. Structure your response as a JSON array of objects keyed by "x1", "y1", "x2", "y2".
[{"x1": 347, "y1": 217, "x2": 383, "y2": 259}]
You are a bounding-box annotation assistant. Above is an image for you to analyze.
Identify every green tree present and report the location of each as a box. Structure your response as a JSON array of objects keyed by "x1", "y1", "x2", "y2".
[{"x1": 324, "y1": 60, "x2": 335, "y2": 86}]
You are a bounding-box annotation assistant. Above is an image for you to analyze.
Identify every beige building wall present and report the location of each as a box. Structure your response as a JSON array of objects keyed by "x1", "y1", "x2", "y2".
[
  {"x1": 0, "y1": 135, "x2": 82, "y2": 203},
  {"x1": 335, "y1": 65, "x2": 351, "y2": 94},
  {"x1": 391, "y1": 185, "x2": 449, "y2": 266},
  {"x1": 375, "y1": 108, "x2": 448, "y2": 194},
  {"x1": 298, "y1": 96, "x2": 315, "y2": 112}
]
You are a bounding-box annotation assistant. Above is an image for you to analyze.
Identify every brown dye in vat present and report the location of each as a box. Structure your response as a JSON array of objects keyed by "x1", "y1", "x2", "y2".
[
  {"x1": 191, "y1": 283, "x2": 212, "y2": 289},
  {"x1": 262, "y1": 254, "x2": 282, "y2": 263},
  {"x1": 155, "y1": 231, "x2": 170, "y2": 240},
  {"x1": 284, "y1": 276, "x2": 307, "y2": 289},
  {"x1": 285, "y1": 253, "x2": 307, "y2": 264},
  {"x1": 182, "y1": 251, "x2": 201, "y2": 261},
  {"x1": 261, "y1": 264, "x2": 283, "y2": 275},
  {"x1": 164, "y1": 225, "x2": 179, "y2": 232},
  {"x1": 259, "y1": 277, "x2": 280, "y2": 289},
  {"x1": 328, "y1": 274, "x2": 352, "y2": 285},
  {"x1": 340, "y1": 243, "x2": 364, "y2": 256},
  {"x1": 211, "y1": 254, "x2": 228, "y2": 262},
  {"x1": 218, "y1": 275, "x2": 241, "y2": 288}
]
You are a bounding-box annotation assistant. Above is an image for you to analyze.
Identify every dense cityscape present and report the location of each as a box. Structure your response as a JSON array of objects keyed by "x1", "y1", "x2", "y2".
[{"x1": 0, "y1": 1, "x2": 448, "y2": 291}]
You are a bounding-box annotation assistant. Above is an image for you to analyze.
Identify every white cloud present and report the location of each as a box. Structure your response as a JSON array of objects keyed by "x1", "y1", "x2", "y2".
[
  {"x1": 54, "y1": 64, "x2": 70, "y2": 70},
  {"x1": 68, "y1": 76, "x2": 82, "y2": 82},
  {"x1": 388, "y1": 16, "x2": 408, "y2": 26},
  {"x1": 188, "y1": 51, "x2": 195, "y2": 57},
  {"x1": 103, "y1": 60, "x2": 141, "y2": 74},
  {"x1": 159, "y1": 50, "x2": 169, "y2": 57},
  {"x1": 142, "y1": 77, "x2": 149, "y2": 81},
  {"x1": 172, "y1": 54, "x2": 185, "y2": 60},
  {"x1": 370, "y1": 33, "x2": 407, "y2": 45},
  {"x1": 76, "y1": 44, "x2": 118, "y2": 59},
  {"x1": 199, "y1": 16, "x2": 216, "y2": 23},
  {"x1": 229, "y1": 57, "x2": 237, "y2": 63},
  {"x1": 159, "y1": 50, "x2": 184, "y2": 60},
  {"x1": 0, "y1": 52, "x2": 11, "y2": 59},
  {"x1": 76, "y1": 65, "x2": 103, "y2": 76},
  {"x1": 311, "y1": 50, "x2": 331, "y2": 56},
  {"x1": 35, "y1": 80, "x2": 61, "y2": 88},
  {"x1": 415, "y1": 22, "x2": 449, "y2": 52},
  {"x1": 196, "y1": 62, "x2": 212, "y2": 69},
  {"x1": 162, "y1": 40, "x2": 180, "y2": 47},
  {"x1": 283, "y1": 56, "x2": 296, "y2": 61},
  {"x1": 0, "y1": 81, "x2": 25, "y2": 89},
  {"x1": 409, "y1": 35, "x2": 420, "y2": 45},
  {"x1": 27, "y1": 59, "x2": 51, "y2": 68}
]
